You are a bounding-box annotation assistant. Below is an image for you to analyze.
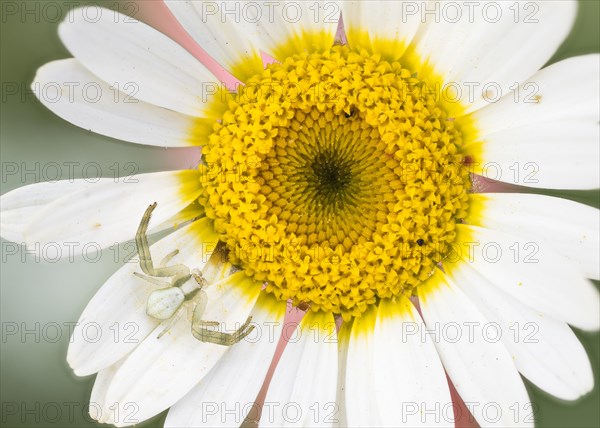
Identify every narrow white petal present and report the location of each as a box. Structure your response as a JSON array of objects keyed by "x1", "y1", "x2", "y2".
[
  {"x1": 0, "y1": 179, "x2": 105, "y2": 243},
  {"x1": 67, "y1": 218, "x2": 220, "y2": 376},
  {"x1": 165, "y1": 1, "x2": 341, "y2": 79},
  {"x1": 453, "y1": 224, "x2": 600, "y2": 331},
  {"x1": 165, "y1": 294, "x2": 286, "y2": 428},
  {"x1": 100, "y1": 272, "x2": 262, "y2": 426},
  {"x1": 341, "y1": 1, "x2": 421, "y2": 56},
  {"x1": 469, "y1": 193, "x2": 600, "y2": 279},
  {"x1": 472, "y1": 55, "x2": 600, "y2": 134},
  {"x1": 32, "y1": 59, "x2": 196, "y2": 147},
  {"x1": 413, "y1": 1, "x2": 577, "y2": 112},
  {"x1": 374, "y1": 297, "x2": 453, "y2": 427},
  {"x1": 88, "y1": 360, "x2": 125, "y2": 424},
  {"x1": 467, "y1": 56, "x2": 599, "y2": 188},
  {"x1": 58, "y1": 8, "x2": 219, "y2": 116},
  {"x1": 164, "y1": 0, "x2": 261, "y2": 77},
  {"x1": 419, "y1": 271, "x2": 533, "y2": 427},
  {"x1": 450, "y1": 262, "x2": 594, "y2": 401},
  {"x1": 261, "y1": 311, "x2": 339, "y2": 427},
  {"x1": 468, "y1": 120, "x2": 600, "y2": 190},
  {"x1": 334, "y1": 323, "x2": 350, "y2": 428},
  {"x1": 24, "y1": 170, "x2": 201, "y2": 252},
  {"x1": 345, "y1": 307, "x2": 381, "y2": 427}
]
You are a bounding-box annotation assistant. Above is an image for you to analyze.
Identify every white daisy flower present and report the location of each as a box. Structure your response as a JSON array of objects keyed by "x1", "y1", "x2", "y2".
[{"x1": 1, "y1": 1, "x2": 599, "y2": 427}]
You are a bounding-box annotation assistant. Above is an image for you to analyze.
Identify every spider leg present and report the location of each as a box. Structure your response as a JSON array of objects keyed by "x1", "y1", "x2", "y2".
[
  {"x1": 191, "y1": 316, "x2": 255, "y2": 346},
  {"x1": 152, "y1": 264, "x2": 191, "y2": 279},
  {"x1": 191, "y1": 291, "x2": 254, "y2": 345},
  {"x1": 134, "y1": 203, "x2": 191, "y2": 278},
  {"x1": 156, "y1": 304, "x2": 186, "y2": 339},
  {"x1": 196, "y1": 320, "x2": 220, "y2": 327},
  {"x1": 159, "y1": 249, "x2": 179, "y2": 267},
  {"x1": 135, "y1": 203, "x2": 156, "y2": 276},
  {"x1": 191, "y1": 290, "x2": 208, "y2": 326},
  {"x1": 191, "y1": 271, "x2": 208, "y2": 289},
  {"x1": 133, "y1": 272, "x2": 171, "y2": 287}
]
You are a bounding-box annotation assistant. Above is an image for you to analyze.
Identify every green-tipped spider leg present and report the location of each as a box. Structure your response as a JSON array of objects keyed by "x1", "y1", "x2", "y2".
[
  {"x1": 156, "y1": 305, "x2": 186, "y2": 339},
  {"x1": 133, "y1": 272, "x2": 171, "y2": 288},
  {"x1": 191, "y1": 311, "x2": 255, "y2": 347},
  {"x1": 191, "y1": 292, "x2": 255, "y2": 346},
  {"x1": 135, "y1": 203, "x2": 190, "y2": 282},
  {"x1": 159, "y1": 249, "x2": 179, "y2": 267}
]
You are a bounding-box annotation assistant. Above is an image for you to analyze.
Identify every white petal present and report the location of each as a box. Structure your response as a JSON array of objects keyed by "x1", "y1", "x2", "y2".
[
  {"x1": 24, "y1": 170, "x2": 201, "y2": 252},
  {"x1": 467, "y1": 119, "x2": 600, "y2": 190},
  {"x1": 341, "y1": 1, "x2": 421, "y2": 57},
  {"x1": 32, "y1": 59, "x2": 197, "y2": 147},
  {"x1": 413, "y1": 1, "x2": 577, "y2": 112},
  {"x1": 419, "y1": 271, "x2": 533, "y2": 427},
  {"x1": 165, "y1": 294, "x2": 286, "y2": 428},
  {"x1": 345, "y1": 307, "x2": 381, "y2": 427},
  {"x1": 450, "y1": 262, "x2": 594, "y2": 401},
  {"x1": 100, "y1": 272, "x2": 262, "y2": 426},
  {"x1": 334, "y1": 323, "x2": 351, "y2": 428},
  {"x1": 0, "y1": 179, "x2": 105, "y2": 243},
  {"x1": 88, "y1": 360, "x2": 125, "y2": 424},
  {"x1": 472, "y1": 55, "x2": 600, "y2": 134},
  {"x1": 374, "y1": 297, "x2": 453, "y2": 427},
  {"x1": 165, "y1": 0, "x2": 341, "y2": 80},
  {"x1": 468, "y1": 193, "x2": 600, "y2": 279},
  {"x1": 453, "y1": 224, "x2": 600, "y2": 331},
  {"x1": 58, "y1": 8, "x2": 219, "y2": 116},
  {"x1": 164, "y1": 0, "x2": 260, "y2": 78},
  {"x1": 67, "y1": 218, "x2": 220, "y2": 376},
  {"x1": 472, "y1": 54, "x2": 600, "y2": 189},
  {"x1": 261, "y1": 311, "x2": 339, "y2": 427}
]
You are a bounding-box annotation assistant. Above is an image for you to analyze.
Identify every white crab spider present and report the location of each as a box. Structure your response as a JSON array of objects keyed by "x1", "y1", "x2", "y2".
[{"x1": 134, "y1": 202, "x2": 254, "y2": 346}]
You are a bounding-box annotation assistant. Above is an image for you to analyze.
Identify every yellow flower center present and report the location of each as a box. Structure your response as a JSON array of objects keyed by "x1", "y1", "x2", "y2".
[{"x1": 199, "y1": 44, "x2": 471, "y2": 320}]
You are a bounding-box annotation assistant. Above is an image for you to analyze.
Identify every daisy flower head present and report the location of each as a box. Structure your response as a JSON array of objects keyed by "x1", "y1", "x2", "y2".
[{"x1": 1, "y1": 0, "x2": 599, "y2": 427}]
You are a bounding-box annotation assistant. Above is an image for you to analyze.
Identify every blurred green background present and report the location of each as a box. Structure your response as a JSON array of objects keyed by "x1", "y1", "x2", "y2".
[{"x1": 1, "y1": 1, "x2": 599, "y2": 427}]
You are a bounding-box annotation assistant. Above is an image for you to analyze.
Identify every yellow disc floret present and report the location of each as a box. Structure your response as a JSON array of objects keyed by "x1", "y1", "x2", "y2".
[{"x1": 199, "y1": 45, "x2": 471, "y2": 320}]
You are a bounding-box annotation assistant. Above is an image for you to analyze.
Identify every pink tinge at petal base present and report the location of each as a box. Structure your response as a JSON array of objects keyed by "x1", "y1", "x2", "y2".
[
  {"x1": 450, "y1": 377, "x2": 481, "y2": 428},
  {"x1": 413, "y1": 296, "x2": 480, "y2": 428},
  {"x1": 245, "y1": 301, "x2": 306, "y2": 426},
  {"x1": 132, "y1": 0, "x2": 241, "y2": 90},
  {"x1": 471, "y1": 174, "x2": 528, "y2": 193}
]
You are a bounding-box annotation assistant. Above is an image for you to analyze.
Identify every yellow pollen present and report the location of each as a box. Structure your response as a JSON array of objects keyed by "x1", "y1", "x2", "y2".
[{"x1": 199, "y1": 44, "x2": 471, "y2": 320}]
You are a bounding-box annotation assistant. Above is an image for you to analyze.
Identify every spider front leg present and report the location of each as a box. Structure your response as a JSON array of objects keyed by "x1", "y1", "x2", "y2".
[
  {"x1": 133, "y1": 272, "x2": 171, "y2": 287},
  {"x1": 135, "y1": 203, "x2": 190, "y2": 281},
  {"x1": 160, "y1": 249, "x2": 179, "y2": 267},
  {"x1": 190, "y1": 291, "x2": 255, "y2": 346}
]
